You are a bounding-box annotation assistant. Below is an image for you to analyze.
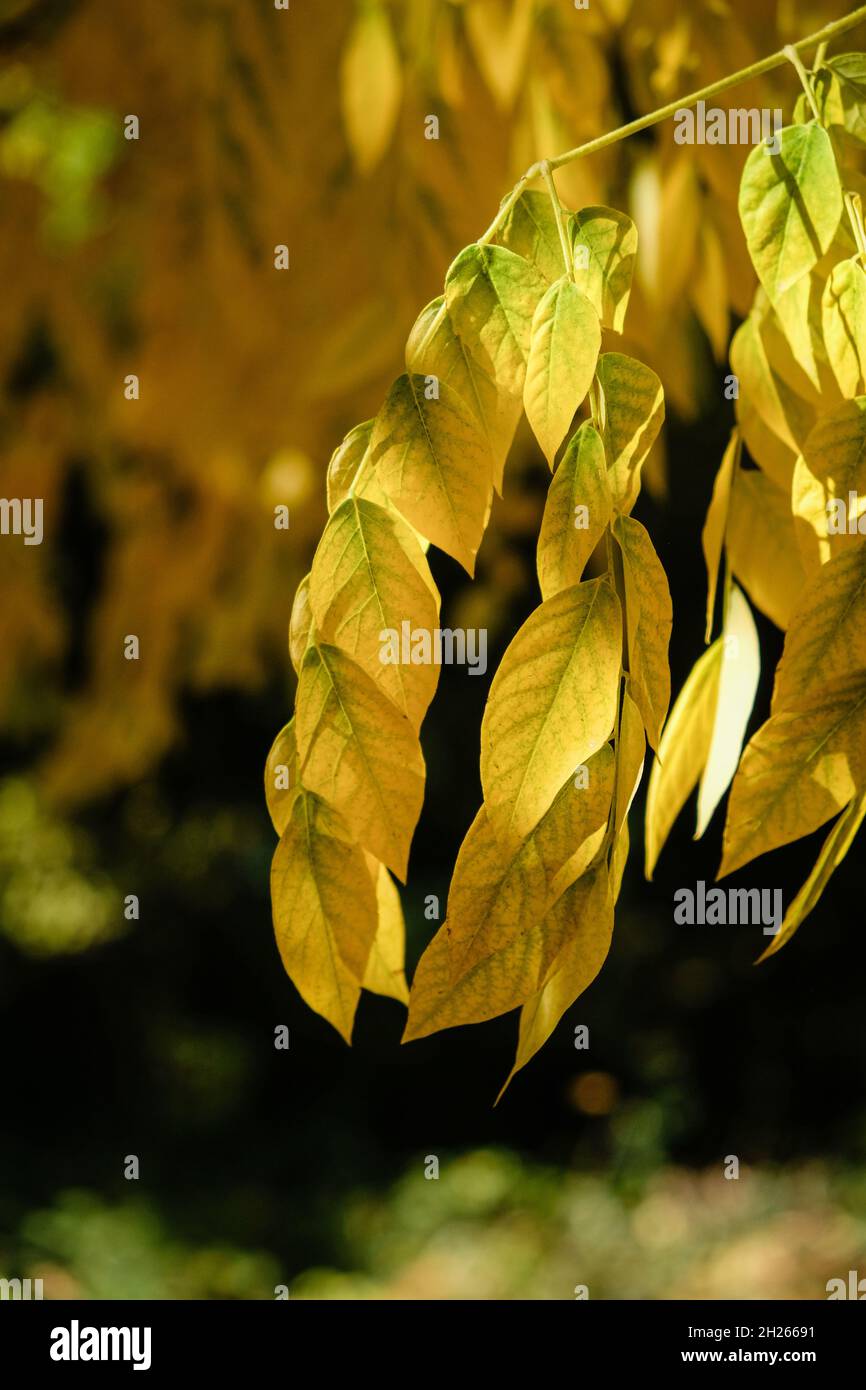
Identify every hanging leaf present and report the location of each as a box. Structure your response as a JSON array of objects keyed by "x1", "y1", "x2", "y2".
[
  {"x1": 369, "y1": 372, "x2": 492, "y2": 574},
  {"x1": 498, "y1": 189, "x2": 568, "y2": 284},
  {"x1": 523, "y1": 276, "x2": 601, "y2": 467},
  {"x1": 738, "y1": 123, "x2": 843, "y2": 304},
  {"x1": 271, "y1": 790, "x2": 378, "y2": 1043},
  {"x1": 309, "y1": 496, "x2": 439, "y2": 730},
  {"x1": 695, "y1": 584, "x2": 760, "y2": 837},
  {"x1": 614, "y1": 513, "x2": 672, "y2": 752},
  {"x1": 596, "y1": 353, "x2": 664, "y2": 513},
  {"x1": 326, "y1": 420, "x2": 374, "y2": 512},
  {"x1": 340, "y1": 0, "x2": 403, "y2": 175},
  {"x1": 264, "y1": 719, "x2": 298, "y2": 836},
  {"x1": 536, "y1": 420, "x2": 611, "y2": 600},
  {"x1": 480, "y1": 578, "x2": 621, "y2": 846},
  {"x1": 792, "y1": 398, "x2": 866, "y2": 576},
  {"x1": 363, "y1": 856, "x2": 409, "y2": 1004},
  {"x1": 295, "y1": 641, "x2": 425, "y2": 880},
  {"x1": 727, "y1": 469, "x2": 806, "y2": 630},
  {"x1": 822, "y1": 256, "x2": 866, "y2": 397},
  {"x1": 289, "y1": 573, "x2": 313, "y2": 671},
  {"x1": 444, "y1": 243, "x2": 547, "y2": 402},
  {"x1": 701, "y1": 429, "x2": 738, "y2": 642},
  {"x1": 570, "y1": 205, "x2": 638, "y2": 332}
]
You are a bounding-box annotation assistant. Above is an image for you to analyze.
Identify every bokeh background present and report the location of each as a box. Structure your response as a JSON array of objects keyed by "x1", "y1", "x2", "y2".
[{"x1": 2, "y1": 0, "x2": 866, "y2": 1300}]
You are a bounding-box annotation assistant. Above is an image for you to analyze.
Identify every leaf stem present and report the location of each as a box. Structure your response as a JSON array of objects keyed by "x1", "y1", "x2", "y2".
[
  {"x1": 541, "y1": 161, "x2": 574, "y2": 279},
  {"x1": 784, "y1": 44, "x2": 821, "y2": 121},
  {"x1": 478, "y1": 5, "x2": 866, "y2": 246}
]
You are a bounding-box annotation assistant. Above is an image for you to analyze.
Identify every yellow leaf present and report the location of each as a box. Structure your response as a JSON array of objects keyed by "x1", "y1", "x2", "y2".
[
  {"x1": 463, "y1": 0, "x2": 533, "y2": 111},
  {"x1": 404, "y1": 746, "x2": 615, "y2": 1039},
  {"x1": 822, "y1": 256, "x2": 866, "y2": 397},
  {"x1": 271, "y1": 790, "x2": 378, "y2": 1043},
  {"x1": 295, "y1": 641, "x2": 424, "y2": 880},
  {"x1": 309, "y1": 496, "x2": 439, "y2": 730},
  {"x1": 523, "y1": 277, "x2": 600, "y2": 467},
  {"x1": 758, "y1": 790, "x2": 866, "y2": 961},
  {"x1": 369, "y1": 371, "x2": 492, "y2": 574},
  {"x1": 289, "y1": 573, "x2": 313, "y2": 672},
  {"x1": 614, "y1": 685, "x2": 645, "y2": 838},
  {"x1": 444, "y1": 242, "x2": 547, "y2": 404},
  {"x1": 570, "y1": 205, "x2": 638, "y2": 333},
  {"x1": 480, "y1": 578, "x2": 621, "y2": 846},
  {"x1": 689, "y1": 217, "x2": 729, "y2": 361},
  {"x1": 326, "y1": 420, "x2": 374, "y2": 513},
  {"x1": 596, "y1": 353, "x2": 664, "y2": 513},
  {"x1": 499, "y1": 865, "x2": 613, "y2": 1097},
  {"x1": 614, "y1": 513, "x2": 672, "y2": 751},
  {"x1": 695, "y1": 584, "x2": 760, "y2": 837},
  {"x1": 727, "y1": 469, "x2": 806, "y2": 630},
  {"x1": 264, "y1": 719, "x2": 297, "y2": 836},
  {"x1": 340, "y1": 0, "x2": 402, "y2": 174},
  {"x1": 730, "y1": 313, "x2": 813, "y2": 491},
  {"x1": 406, "y1": 295, "x2": 520, "y2": 493},
  {"x1": 645, "y1": 640, "x2": 723, "y2": 879},
  {"x1": 498, "y1": 190, "x2": 568, "y2": 284},
  {"x1": 363, "y1": 855, "x2": 409, "y2": 1004},
  {"x1": 536, "y1": 420, "x2": 610, "y2": 601},
  {"x1": 770, "y1": 543, "x2": 866, "y2": 713},
  {"x1": 792, "y1": 398, "x2": 866, "y2": 575},
  {"x1": 701, "y1": 429, "x2": 739, "y2": 642}
]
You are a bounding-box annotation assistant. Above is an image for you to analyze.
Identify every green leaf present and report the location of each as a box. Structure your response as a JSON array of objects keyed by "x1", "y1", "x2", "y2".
[
  {"x1": 523, "y1": 276, "x2": 600, "y2": 467},
  {"x1": 569, "y1": 205, "x2": 638, "y2": 333},
  {"x1": 295, "y1": 641, "x2": 425, "y2": 880},
  {"x1": 369, "y1": 371, "x2": 492, "y2": 574},
  {"x1": 480, "y1": 578, "x2": 621, "y2": 846},
  {"x1": 271, "y1": 790, "x2": 378, "y2": 1043},
  {"x1": 825, "y1": 54, "x2": 866, "y2": 144},
  {"x1": 536, "y1": 420, "x2": 611, "y2": 600},
  {"x1": 596, "y1": 353, "x2": 664, "y2": 514},
  {"x1": 738, "y1": 123, "x2": 843, "y2": 303},
  {"x1": 326, "y1": 420, "x2": 374, "y2": 512}
]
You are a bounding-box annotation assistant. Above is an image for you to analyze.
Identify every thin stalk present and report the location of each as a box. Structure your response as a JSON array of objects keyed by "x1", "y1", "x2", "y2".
[
  {"x1": 784, "y1": 44, "x2": 821, "y2": 121},
  {"x1": 479, "y1": 6, "x2": 866, "y2": 246},
  {"x1": 541, "y1": 161, "x2": 573, "y2": 279}
]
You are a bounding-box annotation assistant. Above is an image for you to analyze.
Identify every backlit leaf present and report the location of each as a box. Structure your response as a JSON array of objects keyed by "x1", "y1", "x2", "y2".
[
  {"x1": 614, "y1": 513, "x2": 672, "y2": 751},
  {"x1": 444, "y1": 242, "x2": 547, "y2": 403},
  {"x1": 792, "y1": 398, "x2": 866, "y2": 575},
  {"x1": 695, "y1": 584, "x2": 760, "y2": 837},
  {"x1": 264, "y1": 719, "x2": 297, "y2": 836},
  {"x1": 701, "y1": 429, "x2": 738, "y2": 641},
  {"x1": 536, "y1": 420, "x2": 611, "y2": 600},
  {"x1": 523, "y1": 276, "x2": 600, "y2": 467},
  {"x1": 480, "y1": 577, "x2": 621, "y2": 846},
  {"x1": 570, "y1": 205, "x2": 638, "y2": 333},
  {"x1": 822, "y1": 256, "x2": 866, "y2": 397},
  {"x1": 340, "y1": 0, "x2": 402, "y2": 175},
  {"x1": 498, "y1": 189, "x2": 567, "y2": 284},
  {"x1": 596, "y1": 352, "x2": 664, "y2": 513},
  {"x1": 295, "y1": 641, "x2": 424, "y2": 880},
  {"x1": 289, "y1": 573, "x2": 313, "y2": 672},
  {"x1": 727, "y1": 469, "x2": 806, "y2": 630},
  {"x1": 363, "y1": 855, "x2": 409, "y2": 1004}
]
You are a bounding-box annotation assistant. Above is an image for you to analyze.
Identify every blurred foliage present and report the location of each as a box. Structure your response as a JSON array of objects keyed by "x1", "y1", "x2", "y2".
[{"x1": 0, "y1": 0, "x2": 856, "y2": 805}]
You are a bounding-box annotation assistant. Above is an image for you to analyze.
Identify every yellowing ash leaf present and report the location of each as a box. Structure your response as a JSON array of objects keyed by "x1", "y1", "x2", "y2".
[
  {"x1": 792, "y1": 398, "x2": 866, "y2": 576},
  {"x1": 264, "y1": 719, "x2": 298, "y2": 837},
  {"x1": 596, "y1": 353, "x2": 664, "y2": 513},
  {"x1": 738, "y1": 124, "x2": 843, "y2": 303},
  {"x1": 695, "y1": 584, "x2": 760, "y2": 838},
  {"x1": 719, "y1": 670, "x2": 866, "y2": 878},
  {"x1": 499, "y1": 865, "x2": 613, "y2": 1096},
  {"x1": 363, "y1": 855, "x2": 409, "y2": 1004},
  {"x1": 480, "y1": 578, "x2": 621, "y2": 846},
  {"x1": 406, "y1": 295, "x2": 520, "y2": 493},
  {"x1": 758, "y1": 790, "x2": 866, "y2": 962},
  {"x1": 822, "y1": 257, "x2": 866, "y2": 397},
  {"x1": 326, "y1": 420, "x2": 374, "y2": 513},
  {"x1": 309, "y1": 496, "x2": 439, "y2": 731},
  {"x1": 824, "y1": 54, "x2": 866, "y2": 144},
  {"x1": 727, "y1": 469, "x2": 806, "y2": 630},
  {"x1": 614, "y1": 685, "x2": 646, "y2": 839},
  {"x1": 614, "y1": 514, "x2": 672, "y2": 752},
  {"x1": 537, "y1": 420, "x2": 611, "y2": 600},
  {"x1": 701, "y1": 430, "x2": 738, "y2": 642},
  {"x1": 523, "y1": 277, "x2": 600, "y2": 467},
  {"x1": 729, "y1": 313, "x2": 814, "y2": 491},
  {"x1": 271, "y1": 790, "x2": 378, "y2": 1043},
  {"x1": 645, "y1": 640, "x2": 724, "y2": 879},
  {"x1": 463, "y1": 0, "x2": 533, "y2": 110},
  {"x1": 296, "y1": 641, "x2": 424, "y2": 880},
  {"x1": 404, "y1": 745, "x2": 614, "y2": 1039},
  {"x1": 444, "y1": 242, "x2": 547, "y2": 403},
  {"x1": 498, "y1": 190, "x2": 568, "y2": 284},
  {"x1": 770, "y1": 543, "x2": 866, "y2": 713},
  {"x1": 340, "y1": 0, "x2": 402, "y2": 174},
  {"x1": 369, "y1": 372, "x2": 492, "y2": 574},
  {"x1": 289, "y1": 573, "x2": 313, "y2": 672},
  {"x1": 570, "y1": 205, "x2": 638, "y2": 333}
]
